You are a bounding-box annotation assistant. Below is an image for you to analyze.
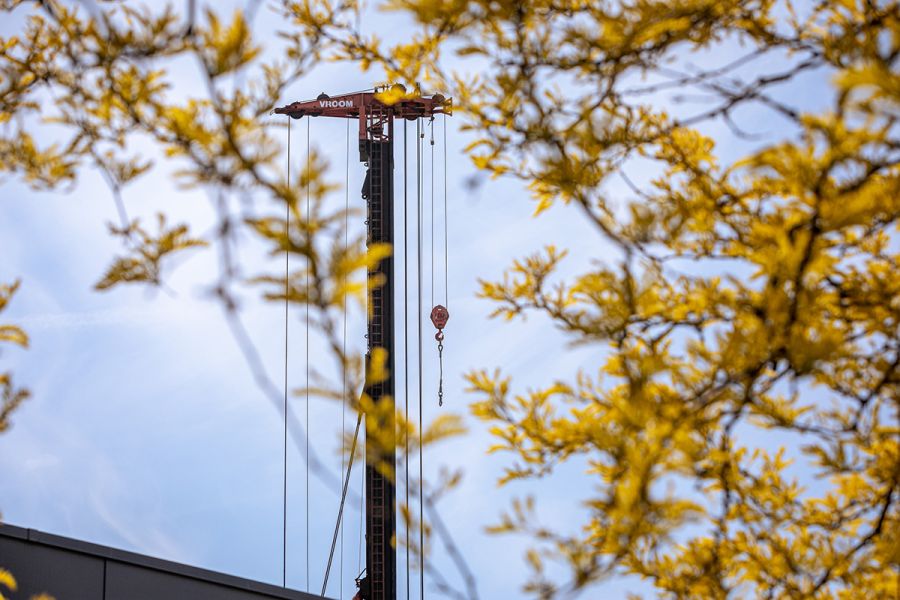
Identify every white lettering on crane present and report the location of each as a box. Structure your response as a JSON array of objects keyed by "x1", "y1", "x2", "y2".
[{"x1": 319, "y1": 99, "x2": 353, "y2": 108}]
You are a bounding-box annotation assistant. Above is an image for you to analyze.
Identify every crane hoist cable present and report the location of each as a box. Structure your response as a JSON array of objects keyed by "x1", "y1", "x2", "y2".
[
  {"x1": 443, "y1": 114, "x2": 449, "y2": 312},
  {"x1": 340, "y1": 116, "x2": 349, "y2": 600},
  {"x1": 282, "y1": 116, "x2": 291, "y2": 589},
  {"x1": 282, "y1": 115, "x2": 316, "y2": 595},
  {"x1": 417, "y1": 115, "x2": 426, "y2": 600},
  {"x1": 403, "y1": 117, "x2": 411, "y2": 600},
  {"x1": 429, "y1": 123, "x2": 435, "y2": 310},
  {"x1": 305, "y1": 117, "x2": 311, "y2": 593},
  {"x1": 429, "y1": 116, "x2": 449, "y2": 407}
]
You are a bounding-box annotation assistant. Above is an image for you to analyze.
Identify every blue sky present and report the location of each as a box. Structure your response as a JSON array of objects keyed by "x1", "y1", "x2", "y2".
[{"x1": 0, "y1": 2, "x2": 839, "y2": 599}]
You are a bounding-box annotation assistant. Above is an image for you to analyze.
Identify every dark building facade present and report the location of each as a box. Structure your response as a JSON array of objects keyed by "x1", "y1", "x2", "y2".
[{"x1": 0, "y1": 523, "x2": 331, "y2": 600}]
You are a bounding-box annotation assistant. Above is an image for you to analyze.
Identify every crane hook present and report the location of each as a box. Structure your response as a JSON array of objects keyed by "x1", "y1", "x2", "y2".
[{"x1": 430, "y1": 305, "x2": 449, "y2": 406}]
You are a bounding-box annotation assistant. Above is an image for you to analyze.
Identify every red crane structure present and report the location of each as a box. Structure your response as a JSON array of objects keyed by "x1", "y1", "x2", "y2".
[{"x1": 275, "y1": 85, "x2": 452, "y2": 600}]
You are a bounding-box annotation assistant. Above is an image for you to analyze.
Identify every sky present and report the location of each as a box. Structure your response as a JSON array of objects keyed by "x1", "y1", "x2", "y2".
[{"x1": 0, "y1": 2, "x2": 838, "y2": 599}]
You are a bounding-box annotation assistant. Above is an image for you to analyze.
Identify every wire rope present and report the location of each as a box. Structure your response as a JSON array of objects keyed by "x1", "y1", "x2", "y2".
[
  {"x1": 403, "y1": 117, "x2": 411, "y2": 600},
  {"x1": 305, "y1": 118, "x2": 311, "y2": 593},
  {"x1": 417, "y1": 117, "x2": 425, "y2": 600},
  {"x1": 341, "y1": 116, "x2": 350, "y2": 600},
  {"x1": 283, "y1": 116, "x2": 291, "y2": 589},
  {"x1": 322, "y1": 412, "x2": 364, "y2": 596},
  {"x1": 358, "y1": 418, "x2": 364, "y2": 576},
  {"x1": 430, "y1": 119, "x2": 435, "y2": 308},
  {"x1": 443, "y1": 115, "x2": 449, "y2": 309}
]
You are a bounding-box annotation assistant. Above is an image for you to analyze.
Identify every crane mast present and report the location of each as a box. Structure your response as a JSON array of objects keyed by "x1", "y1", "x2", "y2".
[{"x1": 275, "y1": 86, "x2": 451, "y2": 600}]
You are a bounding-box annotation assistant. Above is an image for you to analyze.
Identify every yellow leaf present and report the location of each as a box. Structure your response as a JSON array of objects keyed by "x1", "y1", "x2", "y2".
[
  {"x1": 0, "y1": 568, "x2": 16, "y2": 591},
  {"x1": 0, "y1": 326, "x2": 28, "y2": 348}
]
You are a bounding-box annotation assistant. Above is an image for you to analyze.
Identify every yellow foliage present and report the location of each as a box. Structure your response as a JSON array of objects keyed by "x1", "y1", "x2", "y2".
[
  {"x1": 2, "y1": 0, "x2": 900, "y2": 597},
  {"x1": 94, "y1": 214, "x2": 207, "y2": 291},
  {"x1": 0, "y1": 568, "x2": 15, "y2": 593},
  {"x1": 288, "y1": 0, "x2": 900, "y2": 596},
  {"x1": 0, "y1": 279, "x2": 29, "y2": 435},
  {"x1": 0, "y1": 567, "x2": 55, "y2": 600},
  {"x1": 197, "y1": 10, "x2": 261, "y2": 78}
]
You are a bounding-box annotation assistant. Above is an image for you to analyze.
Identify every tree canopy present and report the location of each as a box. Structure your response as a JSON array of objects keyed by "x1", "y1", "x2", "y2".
[{"x1": 2, "y1": 0, "x2": 900, "y2": 598}]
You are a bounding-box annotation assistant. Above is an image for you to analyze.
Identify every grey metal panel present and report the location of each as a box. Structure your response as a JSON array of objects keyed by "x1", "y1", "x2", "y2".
[
  {"x1": 0, "y1": 524, "x2": 332, "y2": 600},
  {"x1": 0, "y1": 535, "x2": 105, "y2": 598},
  {"x1": 106, "y1": 561, "x2": 290, "y2": 600}
]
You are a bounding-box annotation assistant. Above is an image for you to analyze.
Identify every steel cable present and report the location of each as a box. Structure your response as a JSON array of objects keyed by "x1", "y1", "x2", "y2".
[
  {"x1": 283, "y1": 116, "x2": 291, "y2": 589},
  {"x1": 305, "y1": 118, "x2": 311, "y2": 592},
  {"x1": 404, "y1": 117, "x2": 411, "y2": 600},
  {"x1": 341, "y1": 116, "x2": 349, "y2": 599},
  {"x1": 417, "y1": 117, "x2": 425, "y2": 600},
  {"x1": 322, "y1": 412, "x2": 363, "y2": 596},
  {"x1": 443, "y1": 115, "x2": 448, "y2": 309}
]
